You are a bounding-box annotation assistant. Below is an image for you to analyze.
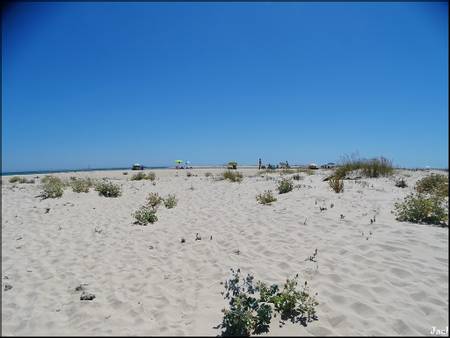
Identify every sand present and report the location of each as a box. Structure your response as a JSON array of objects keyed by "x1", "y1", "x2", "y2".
[{"x1": 1, "y1": 168, "x2": 448, "y2": 336}]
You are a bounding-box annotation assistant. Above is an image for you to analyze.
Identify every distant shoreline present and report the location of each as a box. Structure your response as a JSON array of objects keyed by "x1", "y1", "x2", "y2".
[{"x1": 1, "y1": 165, "x2": 447, "y2": 176}]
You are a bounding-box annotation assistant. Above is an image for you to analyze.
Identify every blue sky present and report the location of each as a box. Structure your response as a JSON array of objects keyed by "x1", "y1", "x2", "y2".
[{"x1": 2, "y1": 2, "x2": 448, "y2": 172}]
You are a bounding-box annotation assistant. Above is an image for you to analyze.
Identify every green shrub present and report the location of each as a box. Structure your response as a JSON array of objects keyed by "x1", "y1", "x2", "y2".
[
  {"x1": 146, "y1": 192, "x2": 163, "y2": 209},
  {"x1": 219, "y1": 269, "x2": 318, "y2": 337},
  {"x1": 415, "y1": 174, "x2": 448, "y2": 198},
  {"x1": 71, "y1": 178, "x2": 92, "y2": 193},
  {"x1": 394, "y1": 193, "x2": 448, "y2": 226},
  {"x1": 133, "y1": 205, "x2": 158, "y2": 225},
  {"x1": 256, "y1": 191, "x2": 277, "y2": 205},
  {"x1": 223, "y1": 170, "x2": 243, "y2": 183},
  {"x1": 277, "y1": 178, "x2": 293, "y2": 194},
  {"x1": 95, "y1": 181, "x2": 121, "y2": 197},
  {"x1": 41, "y1": 176, "x2": 64, "y2": 199},
  {"x1": 329, "y1": 176, "x2": 344, "y2": 193},
  {"x1": 146, "y1": 172, "x2": 156, "y2": 181},
  {"x1": 9, "y1": 176, "x2": 34, "y2": 184},
  {"x1": 164, "y1": 194, "x2": 178, "y2": 209},
  {"x1": 335, "y1": 155, "x2": 393, "y2": 179}
]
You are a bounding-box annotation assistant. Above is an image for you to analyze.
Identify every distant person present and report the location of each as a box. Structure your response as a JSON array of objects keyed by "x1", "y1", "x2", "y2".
[{"x1": 258, "y1": 158, "x2": 262, "y2": 170}]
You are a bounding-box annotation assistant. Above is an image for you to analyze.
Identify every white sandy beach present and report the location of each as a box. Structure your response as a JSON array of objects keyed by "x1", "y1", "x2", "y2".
[{"x1": 1, "y1": 168, "x2": 448, "y2": 336}]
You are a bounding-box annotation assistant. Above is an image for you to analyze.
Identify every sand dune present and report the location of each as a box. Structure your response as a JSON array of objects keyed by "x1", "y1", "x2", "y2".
[{"x1": 2, "y1": 168, "x2": 448, "y2": 336}]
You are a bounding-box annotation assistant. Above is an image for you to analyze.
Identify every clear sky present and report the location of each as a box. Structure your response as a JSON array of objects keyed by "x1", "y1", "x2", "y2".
[{"x1": 2, "y1": 2, "x2": 448, "y2": 172}]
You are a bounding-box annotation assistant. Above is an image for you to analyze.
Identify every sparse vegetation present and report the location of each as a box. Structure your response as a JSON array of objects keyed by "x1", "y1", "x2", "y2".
[
  {"x1": 131, "y1": 171, "x2": 156, "y2": 181},
  {"x1": 227, "y1": 161, "x2": 238, "y2": 170},
  {"x1": 9, "y1": 176, "x2": 34, "y2": 184},
  {"x1": 334, "y1": 155, "x2": 393, "y2": 179},
  {"x1": 223, "y1": 170, "x2": 243, "y2": 183},
  {"x1": 292, "y1": 174, "x2": 302, "y2": 181},
  {"x1": 94, "y1": 181, "x2": 121, "y2": 197},
  {"x1": 205, "y1": 172, "x2": 213, "y2": 177},
  {"x1": 146, "y1": 192, "x2": 163, "y2": 209},
  {"x1": 218, "y1": 269, "x2": 318, "y2": 336},
  {"x1": 394, "y1": 193, "x2": 448, "y2": 227},
  {"x1": 277, "y1": 178, "x2": 294, "y2": 194},
  {"x1": 297, "y1": 168, "x2": 314, "y2": 175},
  {"x1": 256, "y1": 191, "x2": 277, "y2": 205},
  {"x1": 164, "y1": 194, "x2": 178, "y2": 209},
  {"x1": 40, "y1": 176, "x2": 64, "y2": 199},
  {"x1": 133, "y1": 205, "x2": 158, "y2": 225},
  {"x1": 71, "y1": 178, "x2": 92, "y2": 193},
  {"x1": 328, "y1": 176, "x2": 344, "y2": 193},
  {"x1": 415, "y1": 174, "x2": 448, "y2": 198}
]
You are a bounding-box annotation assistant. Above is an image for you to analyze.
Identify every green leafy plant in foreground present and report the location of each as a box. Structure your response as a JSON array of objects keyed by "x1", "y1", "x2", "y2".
[
  {"x1": 394, "y1": 193, "x2": 448, "y2": 227},
  {"x1": 219, "y1": 269, "x2": 318, "y2": 336},
  {"x1": 133, "y1": 205, "x2": 158, "y2": 225},
  {"x1": 40, "y1": 176, "x2": 64, "y2": 199}
]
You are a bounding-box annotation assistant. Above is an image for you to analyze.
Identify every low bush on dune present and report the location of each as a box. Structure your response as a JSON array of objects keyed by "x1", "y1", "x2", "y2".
[
  {"x1": 40, "y1": 176, "x2": 64, "y2": 199},
  {"x1": 277, "y1": 178, "x2": 294, "y2": 194},
  {"x1": 130, "y1": 171, "x2": 156, "y2": 181},
  {"x1": 223, "y1": 170, "x2": 243, "y2": 183},
  {"x1": 395, "y1": 178, "x2": 408, "y2": 188},
  {"x1": 334, "y1": 154, "x2": 393, "y2": 179},
  {"x1": 163, "y1": 194, "x2": 178, "y2": 209},
  {"x1": 218, "y1": 269, "x2": 318, "y2": 336},
  {"x1": 146, "y1": 192, "x2": 163, "y2": 209},
  {"x1": 95, "y1": 181, "x2": 121, "y2": 197},
  {"x1": 328, "y1": 176, "x2": 344, "y2": 193},
  {"x1": 133, "y1": 205, "x2": 158, "y2": 225},
  {"x1": 256, "y1": 190, "x2": 277, "y2": 205},
  {"x1": 9, "y1": 176, "x2": 34, "y2": 184},
  {"x1": 71, "y1": 178, "x2": 92, "y2": 193},
  {"x1": 415, "y1": 174, "x2": 448, "y2": 198},
  {"x1": 394, "y1": 193, "x2": 448, "y2": 227}
]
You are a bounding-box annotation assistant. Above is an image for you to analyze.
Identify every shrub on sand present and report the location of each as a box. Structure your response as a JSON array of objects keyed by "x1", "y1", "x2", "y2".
[
  {"x1": 41, "y1": 176, "x2": 64, "y2": 199},
  {"x1": 256, "y1": 191, "x2": 277, "y2": 205},
  {"x1": 131, "y1": 172, "x2": 156, "y2": 181},
  {"x1": 146, "y1": 192, "x2": 163, "y2": 209},
  {"x1": 334, "y1": 154, "x2": 393, "y2": 179},
  {"x1": 9, "y1": 176, "x2": 34, "y2": 184},
  {"x1": 95, "y1": 181, "x2": 121, "y2": 197},
  {"x1": 164, "y1": 194, "x2": 178, "y2": 209},
  {"x1": 133, "y1": 206, "x2": 158, "y2": 225},
  {"x1": 223, "y1": 170, "x2": 243, "y2": 183},
  {"x1": 277, "y1": 178, "x2": 294, "y2": 194},
  {"x1": 415, "y1": 174, "x2": 448, "y2": 198},
  {"x1": 71, "y1": 178, "x2": 92, "y2": 193},
  {"x1": 394, "y1": 193, "x2": 448, "y2": 227}
]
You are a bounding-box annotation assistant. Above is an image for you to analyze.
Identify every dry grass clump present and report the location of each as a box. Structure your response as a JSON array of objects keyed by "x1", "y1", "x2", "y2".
[
  {"x1": 335, "y1": 155, "x2": 393, "y2": 179},
  {"x1": 71, "y1": 178, "x2": 92, "y2": 193},
  {"x1": 131, "y1": 171, "x2": 156, "y2": 181},
  {"x1": 256, "y1": 190, "x2": 277, "y2": 205},
  {"x1": 146, "y1": 192, "x2": 163, "y2": 209},
  {"x1": 40, "y1": 176, "x2": 64, "y2": 199},
  {"x1": 394, "y1": 193, "x2": 448, "y2": 227},
  {"x1": 223, "y1": 170, "x2": 243, "y2": 182},
  {"x1": 163, "y1": 194, "x2": 178, "y2": 209},
  {"x1": 415, "y1": 174, "x2": 448, "y2": 198},
  {"x1": 94, "y1": 181, "x2": 121, "y2": 197},
  {"x1": 277, "y1": 178, "x2": 294, "y2": 194},
  {"x1": 329, "y1": 176, "x2": 344, "y2": 193}
]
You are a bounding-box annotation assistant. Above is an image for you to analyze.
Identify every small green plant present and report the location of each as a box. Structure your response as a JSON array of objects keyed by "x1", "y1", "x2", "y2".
[
  {"x1": 223, "y1": 170, "x2": 243, "y2": 183},
  {"x1": 256, "y1": 191, "x2": 277, "y2": 205},
  {"x1": 415, "y1": 174, "x2": 448, "y2": 198},
  {"x1": 130, "y1": 171, "x2": 156, "y2": 181},
  {"x1": 328, "y1": 176, "x2": 344, "y2": 193},
  {"x1": 277, "y1": 178, "x2": 293, "y2": 194},
  {"x1": 394, "y1": 193, "x2": 448, "y2": 226},
  {"x1": 71, "y1": 178, "x2": 92, "y2": 193},
  {"x1": 40, "y1": 176, "x2": 64, "y2": 199},
  {"x1": 9, "y1": 176, "x2": 34, "y2": 184},
  {"x1": 133, "y1": 205, "x2": 158, "y2": 225},
  {"x1": 164, "y1": 194, "x2": 178, "y2": 209},
  {"x1": 218, "y1": 269, "x2": 318, "y2": 337},
  {"x1": 146, "y1": 192, "x2": 163, "y2": 209},
  {"x1": 95, "y1": 181, "x2": 121, "y2": 197}
]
